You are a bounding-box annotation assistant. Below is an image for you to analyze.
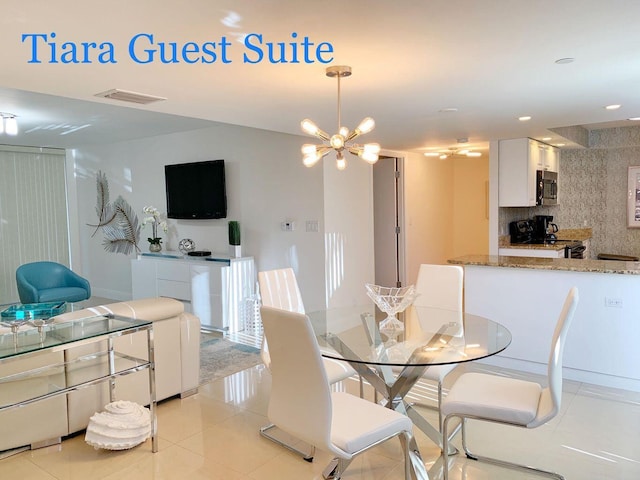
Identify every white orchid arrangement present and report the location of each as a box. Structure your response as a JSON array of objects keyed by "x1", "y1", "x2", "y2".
[{"x1": 142, "y1": 206, "x2": 168, "y2": 245}]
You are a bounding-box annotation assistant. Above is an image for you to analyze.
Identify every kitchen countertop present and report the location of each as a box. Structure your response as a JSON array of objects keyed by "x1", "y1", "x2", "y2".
[
  {"x1": 448, "y1": 254, "x2": 640, "y2": 275},
  {"x1": 499, "y1": 242, "x2": 568, "y2": 252},
  {"x1": 555, "y1": 228, "x2": 592, "y2": 241}
]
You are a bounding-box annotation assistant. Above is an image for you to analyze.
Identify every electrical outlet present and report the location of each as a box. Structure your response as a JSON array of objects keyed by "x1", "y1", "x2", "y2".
[{"x1": 605, "y1": 297, "x2": 623, "y2": 308}]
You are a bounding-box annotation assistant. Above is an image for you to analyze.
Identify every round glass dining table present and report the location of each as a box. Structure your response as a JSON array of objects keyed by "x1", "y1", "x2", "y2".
[{"x1": 308, "y1": 304, "x2": 512, "y2": 450}]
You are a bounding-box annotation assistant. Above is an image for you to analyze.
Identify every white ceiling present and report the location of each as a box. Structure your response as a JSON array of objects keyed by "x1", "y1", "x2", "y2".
[{"x1": 1, "y1": 0, "x2": 640, "y2": 154}]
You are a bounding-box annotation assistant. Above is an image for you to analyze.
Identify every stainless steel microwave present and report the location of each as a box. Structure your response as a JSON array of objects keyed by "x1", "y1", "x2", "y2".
[{"x1": 536, "y1": 170, "x2": 558, "y2": 205}]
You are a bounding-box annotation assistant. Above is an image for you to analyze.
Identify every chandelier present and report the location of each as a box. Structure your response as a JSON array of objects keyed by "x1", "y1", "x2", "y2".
[
  {"x1": 424, "y1": 147, "x2": 482, "y2": 160},
  {"x1": 301, "y1": 65, "x2": 380, "y2": 170}
]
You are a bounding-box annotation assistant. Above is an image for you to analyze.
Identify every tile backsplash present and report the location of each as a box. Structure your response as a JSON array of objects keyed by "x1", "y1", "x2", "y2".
[{"x1": 499, "y1": 126, "x2": 640, "y2": 259}]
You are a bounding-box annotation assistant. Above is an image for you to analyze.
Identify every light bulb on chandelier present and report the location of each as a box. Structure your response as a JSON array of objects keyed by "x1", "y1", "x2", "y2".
[{"x1": 300, "y1": 65, "x2": 380, "y2": 170}]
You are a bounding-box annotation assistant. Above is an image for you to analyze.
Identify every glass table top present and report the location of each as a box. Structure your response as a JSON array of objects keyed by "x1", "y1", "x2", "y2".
[
  {"x1": 309, "y1": 304, "x2": 512, "y2": 367},
  {"x1": 0, "y1": 314, "x2": 152, "y2": 360}
]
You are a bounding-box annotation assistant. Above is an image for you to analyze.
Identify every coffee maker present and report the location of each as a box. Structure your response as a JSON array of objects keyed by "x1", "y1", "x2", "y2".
[{"x1": 534, "y1": 215, "x2": 558, "y2": 242}]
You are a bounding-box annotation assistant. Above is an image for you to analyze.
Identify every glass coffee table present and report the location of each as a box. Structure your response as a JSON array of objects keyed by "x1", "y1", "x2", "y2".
[{"x1": 0, "y1": 313, "x2": 158, "y2": 453}]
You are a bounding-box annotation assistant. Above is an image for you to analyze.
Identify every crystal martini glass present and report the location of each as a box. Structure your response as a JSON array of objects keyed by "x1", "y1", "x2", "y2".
[{"x1": 365, "y1": 283, "x2": 418, "y2": 344}]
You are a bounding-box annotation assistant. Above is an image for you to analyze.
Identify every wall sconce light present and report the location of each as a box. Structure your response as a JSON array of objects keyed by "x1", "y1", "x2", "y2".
[{"x1": 0, "y1": 113, "x2": 18, "y2": 136}]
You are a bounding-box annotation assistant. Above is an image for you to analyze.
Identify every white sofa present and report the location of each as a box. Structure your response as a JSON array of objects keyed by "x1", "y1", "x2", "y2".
[{"x1": 0, "y1": 297, "x2": 200, "y2": 452}]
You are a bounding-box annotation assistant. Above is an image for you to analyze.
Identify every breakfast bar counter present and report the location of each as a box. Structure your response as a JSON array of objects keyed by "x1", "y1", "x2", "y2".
[
  {"x1": 448, "y1": 254, "x2": 640, "y2": 275},
  {"x1": 446, "y1": 254, "x2": 640, "y2": 393}
]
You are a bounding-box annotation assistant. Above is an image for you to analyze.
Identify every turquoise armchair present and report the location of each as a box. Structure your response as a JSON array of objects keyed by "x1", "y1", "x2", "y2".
[{"x1": 16, "y1": 261, "x2": 91, "y2": 304}]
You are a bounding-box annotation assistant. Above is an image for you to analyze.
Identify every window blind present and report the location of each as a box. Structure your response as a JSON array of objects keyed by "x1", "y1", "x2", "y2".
[{"x1": 0, "y1": 146, "x2": 69, "y2": 304}]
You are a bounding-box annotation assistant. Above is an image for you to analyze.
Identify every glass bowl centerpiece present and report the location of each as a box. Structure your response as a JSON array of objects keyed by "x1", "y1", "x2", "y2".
[{"x1": 365, "y1": 283, "x2": 419, "y2": 341}]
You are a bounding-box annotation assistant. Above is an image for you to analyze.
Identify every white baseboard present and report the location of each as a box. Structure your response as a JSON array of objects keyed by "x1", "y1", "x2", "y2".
[{"x1": 90, "y1": 288, "x2": 131, "y2": 302}]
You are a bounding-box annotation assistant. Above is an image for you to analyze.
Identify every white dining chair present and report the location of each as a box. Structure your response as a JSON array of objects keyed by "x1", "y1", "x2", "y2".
[
  {"x1": 404, "y1": 263, "x2": 464, "y2": 432},
  {"x1": 260, "y1": 306, "x2": 428, "y2": 480},
  {"x1": 440, "y1": 287, "x2": 579, "y2": 480},
  {"x1": 257, "y1": 268, "x2": 358, "y2": 461}
]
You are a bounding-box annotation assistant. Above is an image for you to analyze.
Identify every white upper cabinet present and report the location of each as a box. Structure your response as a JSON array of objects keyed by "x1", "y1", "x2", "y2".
[
  {"x1": 498, "y1": 138, "x2": 559, "y2": 207},
  {"x1": 533, "y1": 141, "x2": 559, "y2": 172},
  {"x1": 541, "y1": 143, "x2": 559, "y2": 172}
]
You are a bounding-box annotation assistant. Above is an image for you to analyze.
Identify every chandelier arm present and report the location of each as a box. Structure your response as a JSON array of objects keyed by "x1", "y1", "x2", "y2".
[
  {"x1": 346, "y1": 130, "x2": 360, "y2": 142},
  {"x1": 317, "y1": 145, "x2": 332, "y2": 156},
  {"x1": 315, "y1": 130, "x2": 331, "y2": 142}
]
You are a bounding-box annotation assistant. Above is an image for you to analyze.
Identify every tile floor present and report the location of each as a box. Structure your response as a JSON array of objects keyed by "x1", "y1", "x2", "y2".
[{"x1": 1, "y1": 359, "x2": 640, "y2": 479}]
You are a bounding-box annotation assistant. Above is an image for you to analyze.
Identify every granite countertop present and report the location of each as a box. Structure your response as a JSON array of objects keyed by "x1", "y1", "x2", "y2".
[
  {"x1": 555, "y1": 228, "x2": 592, "y2": 241},
  {"x1": 448, "y1": 254, "x2": 640, "y2": 275},
  {"x1": 500, "y1": 242, "x2": 567, "y2": 251}
]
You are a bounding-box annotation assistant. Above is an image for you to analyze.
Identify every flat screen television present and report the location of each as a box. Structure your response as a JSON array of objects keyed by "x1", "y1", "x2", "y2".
[{"x1": 165, "y1": 159, "x2": 227, "y2": 219}]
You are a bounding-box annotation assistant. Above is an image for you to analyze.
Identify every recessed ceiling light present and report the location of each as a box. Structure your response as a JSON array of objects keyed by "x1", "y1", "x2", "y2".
[
  {"x1": 629, "y1": 117, "x2": 640, "y2": 121},
  {"x1": 467, "y1": 152, "x2": 482, "y2": 157},
  {"x1": 518, "y1": 116, "x2": 532, "y2": 121},
  {"x1": 439, "y1": 108, "x2": 458, "y2": 113},
  {"x1": 423, "y1": 152, "x2": 440, "y2": 157},
  {"x1": 605, "y1": 104, "x2": 621, "y2": 110},
  {"x1": 555, "y1": 58, "x2": 575, "y2": 64},
  {"x1": 541, "y1": 137, "x2": 552, "y2": 141},
  {"x1": 554, "y1": 143, "x2": 566, "y2": 147}
]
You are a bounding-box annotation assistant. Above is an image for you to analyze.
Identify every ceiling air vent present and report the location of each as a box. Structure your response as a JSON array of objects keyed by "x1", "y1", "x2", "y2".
[{"x1": 95, "y1": 89, "x2": 167, "y2": 105}]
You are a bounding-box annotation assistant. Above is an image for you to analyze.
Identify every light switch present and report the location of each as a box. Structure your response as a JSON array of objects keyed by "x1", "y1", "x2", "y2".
[{"x1": 281, "y1": 221, "x2": 295, "y2": 231}]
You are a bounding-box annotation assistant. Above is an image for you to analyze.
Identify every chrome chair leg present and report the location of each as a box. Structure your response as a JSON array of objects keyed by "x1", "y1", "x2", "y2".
[
  {"x1": 322, "y1": 457, "x2": 352, "y2": 480},
  {"x1": 260, "y1": 423, "x2": 315, "y2": 462},
  {"x1": 399, "y1": 432, "x2": 429, "y2": 480},
  {"x1": 323, "y1": 432, "x2": 427, "y2": 480},
  {"x1": 442, "y1": 415, "x2": 565, "y2": 480}
]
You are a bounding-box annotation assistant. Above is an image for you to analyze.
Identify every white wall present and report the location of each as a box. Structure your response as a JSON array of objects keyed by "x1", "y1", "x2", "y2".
[
  {"x1": 70, "y1": 124, "x2": 329, "y2": 309},
  {"x1": 452, "y1": 155, "x2": 489, "y2": 257},
  {"x1": 67, "y1": 123, "x2": 490, "y2": 311},
  {"x1": 323, "y1": 155, "x2": 375, "y2": 309},
  {"x1": 403, "y1": 151, "x2": 455, "y2": 284}
]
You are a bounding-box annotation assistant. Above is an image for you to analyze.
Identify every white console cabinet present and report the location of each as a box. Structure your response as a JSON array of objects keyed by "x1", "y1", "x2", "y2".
[{"x1": 131, "y1": 253, "x2": 255, "y2": 333}]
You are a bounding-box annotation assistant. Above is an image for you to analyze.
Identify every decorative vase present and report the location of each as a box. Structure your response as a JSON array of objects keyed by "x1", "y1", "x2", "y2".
[
  {"x1": 149, "y1": 242, "x2": 162, "y2": 253},
  {"x1": 365, "y1": 283, "x2": 418, "y2": 345},
  {"x1": 228, "y1": 221, "x2": 241, "y2": 258}
]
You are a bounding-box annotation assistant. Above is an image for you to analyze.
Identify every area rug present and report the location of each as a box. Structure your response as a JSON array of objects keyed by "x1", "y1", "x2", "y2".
[{"x1": 199, "y1": 335, "x2": 262, "y2": 385}]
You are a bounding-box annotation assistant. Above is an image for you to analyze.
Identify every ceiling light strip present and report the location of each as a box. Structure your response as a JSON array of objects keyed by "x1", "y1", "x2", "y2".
[{"x1": 95, "y1": 89, "x2": 167, "y2": 105}]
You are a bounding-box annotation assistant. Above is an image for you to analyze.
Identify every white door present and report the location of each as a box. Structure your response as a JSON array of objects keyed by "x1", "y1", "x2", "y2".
[{"x1": 373, "y1": 156, "x2": 405, "y2": 287}]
